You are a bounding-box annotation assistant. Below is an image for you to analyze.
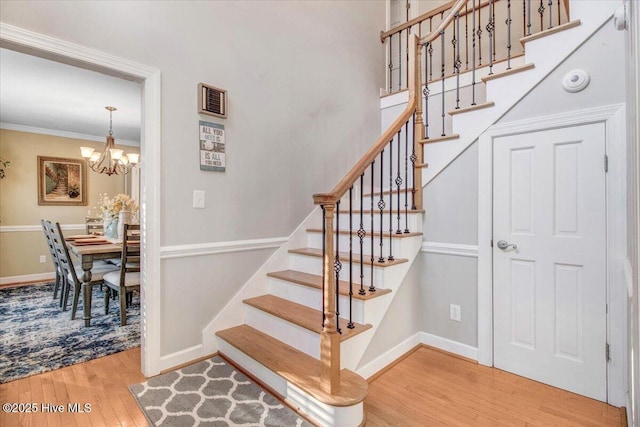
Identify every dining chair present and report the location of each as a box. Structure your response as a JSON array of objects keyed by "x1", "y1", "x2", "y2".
[
  {"x1": 41, "y1": 219, "x2": 64, "y2": 304},
  {"x1": 85, "y1": 216, "x2": 104, "y2": 235},
  {"x1": 103, "y1": 223, "x2": 140, "y2": 326},
  {"x1": 49, "y1": 221, "x2": 118, "y2": 318}
]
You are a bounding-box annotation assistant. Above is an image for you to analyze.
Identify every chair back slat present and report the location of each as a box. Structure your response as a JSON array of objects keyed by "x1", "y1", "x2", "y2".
[
  {"x1": 85, "y1": 216, "x2": 104, "y2": 235},
  {"x1": 120, "y1": 223, "x2": 141, "y2": 283},
  {"x1": 41, "y1": 219, "x2": 60, "y2": 269},
  {"x1": 50, "y1": 222, "x2": 80, "y2": 285}
]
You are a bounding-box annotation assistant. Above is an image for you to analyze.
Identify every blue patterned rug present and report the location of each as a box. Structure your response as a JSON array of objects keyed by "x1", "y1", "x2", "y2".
[{"x1": 0, "y1": 282, "x2": 140, "y2": 383}]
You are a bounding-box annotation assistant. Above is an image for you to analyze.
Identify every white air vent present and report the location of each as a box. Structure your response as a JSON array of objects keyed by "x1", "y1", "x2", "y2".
[{"x1": 198, "y1": 83, "x2": 227, "y2": 118}]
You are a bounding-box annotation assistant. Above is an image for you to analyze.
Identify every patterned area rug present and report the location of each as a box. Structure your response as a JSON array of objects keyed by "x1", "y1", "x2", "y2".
[
  {"x1": 130, "y1": 356, "x2": 313, "y2": 426},
  {"x1": 0, "y1": 282, "x2": 140, "y2": 383}
]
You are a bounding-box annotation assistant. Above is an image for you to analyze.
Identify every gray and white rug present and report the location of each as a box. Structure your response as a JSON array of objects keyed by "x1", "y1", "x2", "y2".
[{"x1": 130, "y1": 356, "x2": 313, "y2": 426}]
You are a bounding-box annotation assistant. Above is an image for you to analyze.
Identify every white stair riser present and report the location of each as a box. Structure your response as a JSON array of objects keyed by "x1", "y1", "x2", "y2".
[
  {"x1": 289, "y1": 253, "x2": 387, "y2": 288},
  {"x1": 336, "y1": 211, "x2": 421, "y2": 233},
  {"x1": 245, "y1": 305, "x2": 321, "y2": 359},
  {"x1": 307, "y1": 232, "x2": 408, "y2": 257},
  {"x1": 217, "y1": 338, "x2": 364, "y2": 427},
  {"x1": 269, "y1": 278, "x2": 366, "y2": 324}
]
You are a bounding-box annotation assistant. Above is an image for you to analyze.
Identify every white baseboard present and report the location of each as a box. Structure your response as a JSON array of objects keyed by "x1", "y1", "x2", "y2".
[
  {"x1": 356, "y1": 331, "x2": 478, "y2": 380},
  {"x1": 356, "y1": 332, "x2": 422, "y2": 380},
  {"x1": 158, "y1": 344, "x2": 204, "y2": 372},
  {"x1": 0, "y1": 272, "x2": 55, "y2": 285},
  {"x1": 420, "y1": 332, "x2": 478, "y2": 361}
]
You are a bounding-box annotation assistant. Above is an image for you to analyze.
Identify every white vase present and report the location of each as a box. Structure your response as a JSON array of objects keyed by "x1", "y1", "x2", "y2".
[{"x1": 117, "y1": 210, "x2": 132, "y2": 239}]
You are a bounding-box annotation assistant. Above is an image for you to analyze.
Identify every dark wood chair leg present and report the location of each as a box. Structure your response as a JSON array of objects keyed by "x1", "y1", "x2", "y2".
[
  {"x1": 70, "y1": 281, "x2": 81, "y2": 320},
  {"x1": 62, "y1": 277, "x2": 71, "y2": 311},
  {"x1": 119, "y1": 288, "x2": 127, "y2": 326},
  {"x1": 105, "y1": 287, "x2": 111, "y2": 314}
]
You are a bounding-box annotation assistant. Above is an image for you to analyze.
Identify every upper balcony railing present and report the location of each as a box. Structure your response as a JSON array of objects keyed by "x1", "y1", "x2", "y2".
[{"x1": 381, "y1": 0, "x2": 570, "y2": 95}]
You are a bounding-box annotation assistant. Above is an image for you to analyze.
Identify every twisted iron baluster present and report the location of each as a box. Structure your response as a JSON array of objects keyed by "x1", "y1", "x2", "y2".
[
  {"x1": 487, "y1": 0, "x2": 494, "y2": 75},
  {"x1": 404, "y1": 118, "x2": 410, "y2": 234},
  {"x1": 398, "y1": 30, "x2": 403, "y2": 90},
  {"x1": 548, "y1": 0, "x2": 553, "y2": 29},
  {"x1": 411, "y1": 113, "x2": 417, "y2": 211},
  {"x1": 358, "y1": 174, "x2": 366, "y2": 296},
  {"x1": 538, "y1": 0, "x2": 545, "y2": 31},
  {"x1": 369, "y1": 162, "x2": 376, "y2": 292},
  {"x1": 396, "y1": 127, "x2": 403, "y2": 235},
  {"x1": 378, "y1": 149, "x2": 386, "y2": 263},
  {"x1": 507, "y1": 0, "x2": 513, "y2": 70},
  {"x1": 455, "y1": 12, "x2": 461, "y2": 108},
  {"x1": 472, "y1": 0, "x2": 477, "y2": 105},
  {"x1": 527, "y1": 0, "x2": 532, "y2": 36},
  {"x1": 424, "y1": 42, "x2": 430, "y2": 139},
  {"x1": 477, "y1": 0, "x2": 483, "y2": 66},
  {"x1": 389, "y1": 34, "x2": 394, "y2": 93},
  {"x1": 334, "y1": 200, "x2": 341, "y2": 334},
  {"x1": 429, "y1": 17, "x2": 434, "y2": 81},
  {"x1": 440, "y1": 29, "x2": 446, "y2": 136},
  {"x1": 348, "y1": 188, "x2": 354, "y2": 329},
  {"x1": 465, "y1": 2, "x2": 469, "y2": 70}
]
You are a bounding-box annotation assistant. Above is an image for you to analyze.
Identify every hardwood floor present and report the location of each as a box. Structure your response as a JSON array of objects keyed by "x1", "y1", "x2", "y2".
[
  {"x1": 0, "y1": 345, "x2": 624, "y2": 426},
  {"x1": 365, "y1": 346, "x2": 624, "y2": 427}
]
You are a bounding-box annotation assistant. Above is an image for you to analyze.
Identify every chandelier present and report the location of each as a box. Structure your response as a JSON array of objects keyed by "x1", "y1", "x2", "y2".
[{"x1": 80, "y1": 106, "x2": 139, "y2": 176}]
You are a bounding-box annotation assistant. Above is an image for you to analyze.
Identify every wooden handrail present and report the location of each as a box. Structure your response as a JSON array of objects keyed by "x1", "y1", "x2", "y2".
[
  {"x1": 420, "y1": 0, "x2": 468, "y2": 45},
  {"x1": 380, "y1": 0, "x2": 456, "y2": 42},
  {"x1": 313, "y1": 34, "x2": 419, "y2": 206}
]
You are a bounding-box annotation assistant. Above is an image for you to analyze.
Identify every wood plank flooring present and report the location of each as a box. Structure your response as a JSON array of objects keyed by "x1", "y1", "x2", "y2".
[
  {"x1": 365, "y1": 346, "x2": 624, "y2": 427},
  {"x1": 0, "y1": 345, "x2": 624, "y2": 426}
]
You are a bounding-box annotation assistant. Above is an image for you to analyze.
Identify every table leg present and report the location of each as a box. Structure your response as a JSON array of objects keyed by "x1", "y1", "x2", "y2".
[{"x1": 81, "y1": 258, "x2": 94, "y2": 327}]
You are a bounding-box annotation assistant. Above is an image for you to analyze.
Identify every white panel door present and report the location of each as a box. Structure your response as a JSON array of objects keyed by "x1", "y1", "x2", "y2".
[{"x1": 493, "y1": 124, "x2": 607, "y2": 401}]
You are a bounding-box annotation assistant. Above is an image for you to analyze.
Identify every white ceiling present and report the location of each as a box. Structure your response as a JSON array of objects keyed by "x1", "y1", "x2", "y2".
[{"x1": 0, "y1": 48, "x2": 141, "y2": 146}]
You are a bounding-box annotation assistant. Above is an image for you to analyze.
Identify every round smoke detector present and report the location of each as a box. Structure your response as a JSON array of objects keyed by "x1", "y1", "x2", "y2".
[{"x1": 562, "y1": 69, "x2": 590, "y2": 93}]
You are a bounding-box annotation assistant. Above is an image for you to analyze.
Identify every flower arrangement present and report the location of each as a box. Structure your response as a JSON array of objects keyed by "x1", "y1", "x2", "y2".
[{"x1": 97, "y1": 193, "x2": 139, "y2": 220}]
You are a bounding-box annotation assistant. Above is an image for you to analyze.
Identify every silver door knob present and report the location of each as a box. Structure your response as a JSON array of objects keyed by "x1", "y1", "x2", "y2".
[{"x1": 497, "y1": 240, "x2": 517, "y2": 250}]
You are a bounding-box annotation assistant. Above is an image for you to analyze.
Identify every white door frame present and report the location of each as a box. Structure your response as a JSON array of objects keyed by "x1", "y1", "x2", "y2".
[
  {"x1": 0, "y1": 23, "x2": 163, "y2": 377},
  {"x1": 478, "y1": 104, "x2": 627, "y2": 406}
]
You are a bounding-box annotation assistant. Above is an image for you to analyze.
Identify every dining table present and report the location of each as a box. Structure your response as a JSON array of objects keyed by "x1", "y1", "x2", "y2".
[{"x1": 67, "y1": 237, "x2": 122, "y2": 327}]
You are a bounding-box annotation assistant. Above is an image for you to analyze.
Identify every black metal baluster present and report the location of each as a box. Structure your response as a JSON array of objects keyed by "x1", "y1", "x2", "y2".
[
  {"x1": 388, "y1": 138, "x2": 395, "y2": 262},
  {"x1": 398, "y1": 30, "x2": 403, "y2": 90},
  {"x1": 411, "y1": 113, "x2": 417, "y2": 211},
  {"x1": 358, "y1": 174, "x2": 366, "y2": 296},
  {"x1": 472, "y1": 0, "x2": 477, "y2": 105},
  {"x1": 507, "y1": 0, "x2": 513, "y2": 70},
  {"x1": 378, "y1": 150, "x2": 386, "y2": 263},
  {"x1": 477, "y1": 0, "x2": 483, "y2": 66},
  {"x1": 440, "y1": 28, "x2": 446, "y2": 136},
  {"x1": 404, "y1": 118, "x2": 410, "y2": 234},
  {"x1": 334, "y1": 200, "x2": 341, "y2": 334},
  {"x1": 348, "y1": 188, "x2": 354, "y2": 329},
  {"x1": 548, "y1": 0, "x2": 553, "y2": 29},
  {"x1": 369, "y1": 162, "x2": 376, "y2": 292},
  {"x1": 493, "y1": 0, "x2": 497, "y2": 62},
  {"x1": 396, "y1": 127, "x2": 403, "y2": 235},
  {"x1": 538, "y1": 0, "x2": 544, "y2": 32},
  {"x1": 487, "y1": 0, "x2": 494, "y2": 75},
  {"x1": 389, "y1": 34, "x2": 394, "y2": 93},
  {"x1": 455, "y1": 12, "x2": 461, "y2": 108},
  {"x1": 527, "y1": 0, "x2": 532, "y2": 36},
  {"x1": 557, "y1": 0, "x2": 561, "y2": 26},
  {"x1": 424, "y1": 43, "x2": 430, "y2": 139},
  {"x1": 465, "y1": 2, "x2": 469, "y2": 70},
  {"x1": 429, "y1": 17, "x2": 434, "y2": 81}
]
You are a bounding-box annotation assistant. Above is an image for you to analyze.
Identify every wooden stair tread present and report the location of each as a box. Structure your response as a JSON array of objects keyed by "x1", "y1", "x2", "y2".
[
  {"x1": 520, "y1": 20, "x2": 581, "y2": 45},
  {"x1": 289, "y1": 247, "x2": 409, "y2": 267},
  {"x1": 306, "y1": 228, "x2": 422, "y2": 239},
  {"x1": 481, "y1": 63, "x2": 535, "y2": 83},
  {"x1": 448, "y1": 101, "x2": 495, "y2": 116},
  {"x1": 267, "y1": 269, "x2": 392, "y2": 301},
  {"x1": 216, "y1": 325, "x2": 368, "y2": 407},
  {"x1": 243, "y1": 294, "x2": 372, "y2": 341},
  {"x1": 419, "y1": 134, "x2": 460, "y2": 144}
]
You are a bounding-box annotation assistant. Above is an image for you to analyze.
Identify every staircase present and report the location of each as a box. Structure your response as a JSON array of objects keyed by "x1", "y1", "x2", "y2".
[{"x1": 205, "y1": 1, "x2": 620, "y2": 425}]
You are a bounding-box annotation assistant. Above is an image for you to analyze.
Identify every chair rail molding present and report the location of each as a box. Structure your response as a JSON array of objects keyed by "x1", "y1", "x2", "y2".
[
  {"x1": 421, "y1": 241, "x2": 479, "y2": 258},
  {"x1": 477, "y1": 103, "x2": 627, "y2": 407},
  {"x1": 0, "y1": 22, "x2": 164, "y2": 378},
  {"x1": 0, "y1": 224, "x2": 85, "y2": 232},
  {"x1": 160, "y1": 237, "x2": 289, "y2": 260}
]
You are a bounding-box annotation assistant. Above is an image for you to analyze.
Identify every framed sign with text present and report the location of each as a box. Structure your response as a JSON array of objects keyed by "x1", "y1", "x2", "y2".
[{"x1": 199, "y1": 121, "x2": 225, "y2": 172}]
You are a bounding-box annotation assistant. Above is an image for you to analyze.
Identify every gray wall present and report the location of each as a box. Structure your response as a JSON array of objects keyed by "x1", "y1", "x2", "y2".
[{"x1": 0, "y1": 1, "x2": 386, "y2": 356}]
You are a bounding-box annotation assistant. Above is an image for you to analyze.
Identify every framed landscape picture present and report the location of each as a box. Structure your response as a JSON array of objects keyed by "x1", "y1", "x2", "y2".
[{"x1": 37, "y1": 156, "x2": 87, "y2": 206}]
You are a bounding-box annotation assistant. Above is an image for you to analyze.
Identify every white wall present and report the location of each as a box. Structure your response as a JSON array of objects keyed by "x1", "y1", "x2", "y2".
[{"x1": 0, "y1": 1, "x2": 386, "y2": 358}]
